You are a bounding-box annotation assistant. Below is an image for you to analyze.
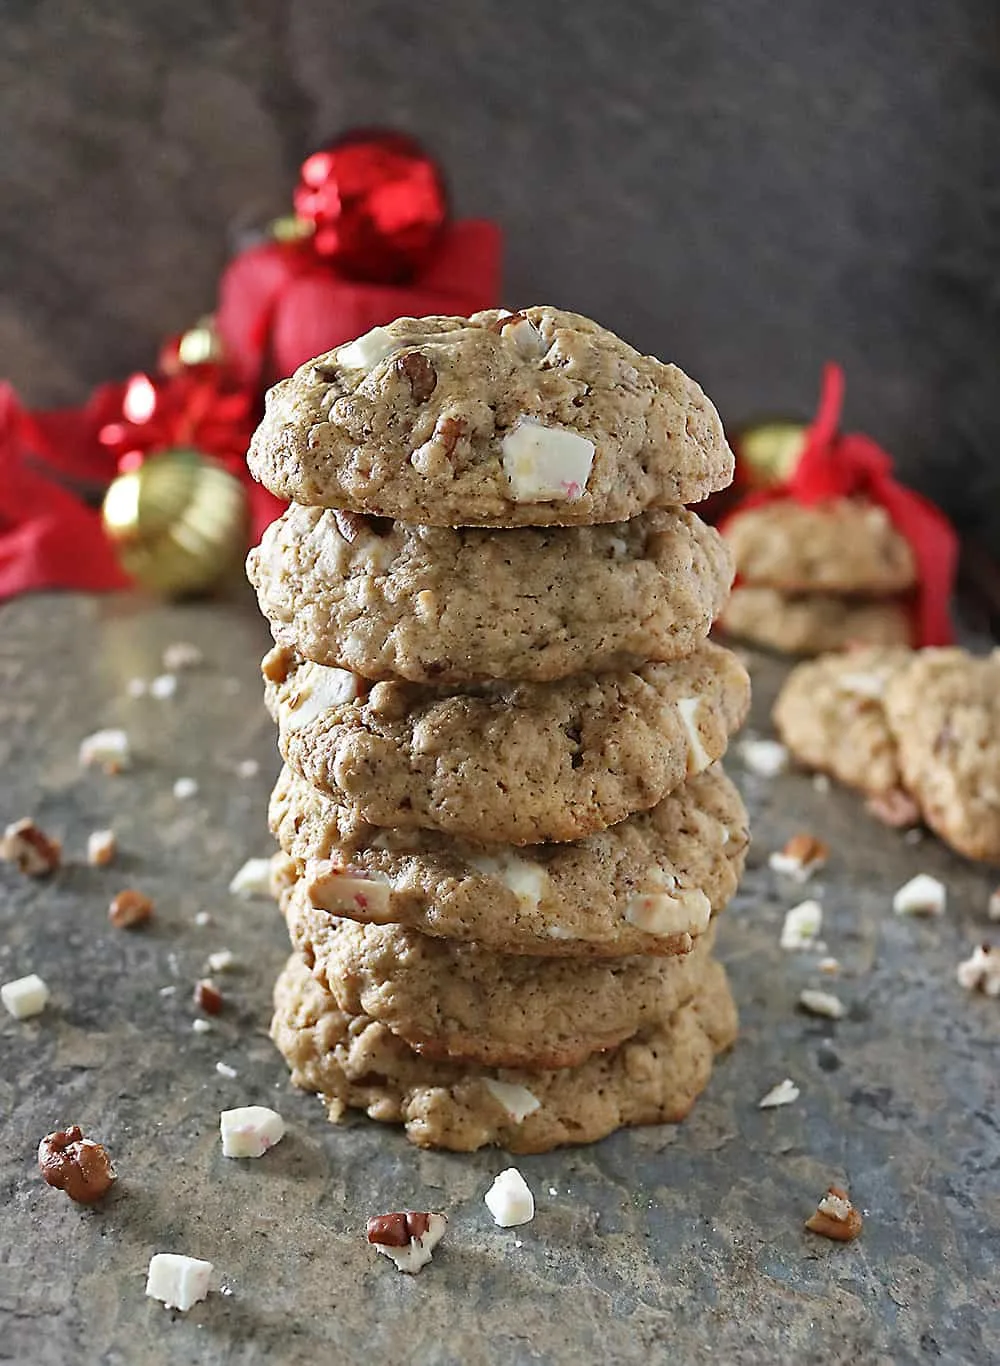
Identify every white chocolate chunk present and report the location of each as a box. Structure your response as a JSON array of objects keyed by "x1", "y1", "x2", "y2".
[
  {"x1": 337, "y1": 326, "x2": 398, "y2": 370},
  {"x1": 837, "y1": 671, "x2": 888, "y2": 699},
  {"x1": 206, "y1": 950, "x2": 235, "y2": 974},
  {"x1": 501, "y1": 419, "x2": 595, "y2": 502},
  {"x1": 484, "y1": 1168, "x2": 535, "y2": 1227},
  {"x1": 228, "y1": 858, "x2": 274, "y2": 899},
  {"x1": 79, "y1": 728, "x2": 130, "y2": 771},
  {"x1": 739, "y1": 738, "x2": 789, "y2": 778},
  {"x1": 220, "y1": 1105, "x2": 286, "y2": 1158},
  {"x1": 306, "y1": 862, "x2": 393, "y2": 922},
  {"x1": 285, "y1": 664, "x2": 362, "y2": 730},
  {"x1": 483, "y1": 1080, "x2": 541, "y2": 1122},
  {"x1": 676, "y1": 696, "x2": 711, "y2": 773},
  {"x1": 145, "y1": 1253, "x2": 214, "y2": 1311},
  {"x1": 1, "y1": 973, "x2": 49, "y2": 1019},
  {"x1": 499, "y1": 316, "x2": 543, "y2": 358},
  {"x1": 956, "y1": 945, "x2": 1000, "y2": 998},
  {"x1": 370, "y1": 1213, "x2": 447, "y2": 1274},
  {"x1": 173, "y1": 777, "x2": 198, "y2": 801},
  {"x1": 892, "y1": 873, "x2": 946, "y2": 917},
  {"x1": 86, "y1": 829, "x2": 116, "y2": 866},
  {"x1": 545, "y1": 924, "x2": 576, "y2": 940},
  {"x1": 758, "y1": 1078, "x2": 800, "y2": 1109},
  {"x1": 149, "y1": 673, "x2": 178, "y2": 700},
  {"x1": 624, "y1": 888, "x2": 711, "y2": 937},
  {"x1": 469, "y1": 852, "x2": 549, "y2": 910},
  {"x1": 799, "y1": 988, "x2": 846, "y2": 1019},
  {"x1": 780, "y1": 900, "x2": 823, "y2": 951}
]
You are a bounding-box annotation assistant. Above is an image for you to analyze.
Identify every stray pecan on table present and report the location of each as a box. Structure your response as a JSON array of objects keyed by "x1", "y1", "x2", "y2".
[
  {"x1": 38, "y1": 1126, "x2": 115, "y2": 1204},
  {"x1": 366, "y1": 1210, "x2": 448, "y2": 1273},
  {"x1": 805, "y1": 1185, "x2": 863, "y2": 1242},
  {"x1": 1, "y1": 818, "x2": 61, "y2": 877}
]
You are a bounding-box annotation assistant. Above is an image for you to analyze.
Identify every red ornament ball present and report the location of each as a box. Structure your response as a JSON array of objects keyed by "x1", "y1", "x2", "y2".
[{"x1": 294, "y1": 129, "x2": 448, "y2": 284}]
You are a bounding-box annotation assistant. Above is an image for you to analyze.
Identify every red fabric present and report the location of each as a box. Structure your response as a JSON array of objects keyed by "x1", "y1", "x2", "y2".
[
  {"x1": 723, "y1": 364, "x2": 958, "y2": 646},
  {"x1": 217, "y1": 219, "x2": 502, "y2": 388}
]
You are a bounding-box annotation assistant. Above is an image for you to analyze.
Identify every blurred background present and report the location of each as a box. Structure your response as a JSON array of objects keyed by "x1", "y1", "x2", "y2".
[{"x1": 1, "y1": 0, "x2": 997, "y2": 538}]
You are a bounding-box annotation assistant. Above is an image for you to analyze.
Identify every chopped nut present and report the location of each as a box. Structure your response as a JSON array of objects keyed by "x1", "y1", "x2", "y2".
[
  {"x1": 38, "y1": 1125, "x2": 115, "y2": 1204},
  {"x1": 805, "y1": 1185, "x2": 863, "y2": 1241},
  {"x1": 194, "y1": 980, "x2": 224, "y2": 1015},
  {"x1": 769, "y1": 833, "x2": 829, "y2": 883},
  {"x1": 332, "y1": 509, "x2": 392, "y2": 543},
  {"x1": 988, "y1": 889, "x2": 1000, "y2": 923},
  {"x1": 893, "y1": 873, "x2": 946, "y2": 917},
  {"x1": 219, "y1": 1105, "x2": 285, "y2": 1158},
  {"x1": 866, "y1": 788, "x2": 921, "y2": 828},
  {"x1": 162, "y1": 641, "x2": 203, "y2": 671},
  {"x1": 739, "y1": 738, "x2": 789, "y2": 778},
  {"x1": 781, "y1": 900, "x2": 823, "y2": 951},
  {"x1": 145, "y1": 1253, "x2": 214, "y2": 1311},
  {"x1": 86, "y1": 829, "x2": 116, "y2": 867},
  {"x1": 173, "y1": 777, "x2": 199, "y2": 801},
  {"x1": 0, "y1": 818, "x2": 61, "y2": 876},
  {"x1": 395, "y1": 351, "x2": 438, "y2": 403},
  {"x1": 228, "y1": 858, "x2": 274, "y2": 899},
  {"x1": 79, "y1": 728, "x2": 130, "y2": 773},
  {"x1": 758, "y1": 1078, "x2": 800, "y2": 1109},
  {"x1": 1, "y1": 973, "x2": 49, "y2": 1019},
  {"x1": 485, "y1": 1168, "x2": 535, "y2": 1227},
  {"x1": 436, "y1": 415, "x2": 466, "y2": 457},
  {"x1": 366, "y1": 1211, "x2": 447, "y2": 1274},
  {"x1": 799, "y1": 988, "x2": 846, "y2": 1020},
  {"x1": 149, "y1": 673, "x2": 177, "y2": 700},
  {"x1": 956, "y1": 944, "x2": 1000, "y2": 998},
  {"x1": 108, "y1": 888, "x2": 154, "y2": 929}
]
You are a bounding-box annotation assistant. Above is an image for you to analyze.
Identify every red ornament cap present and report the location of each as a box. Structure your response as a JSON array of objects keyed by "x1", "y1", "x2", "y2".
[{"x1": 293, "y1": 129, "x2": 448, "y2": 284}]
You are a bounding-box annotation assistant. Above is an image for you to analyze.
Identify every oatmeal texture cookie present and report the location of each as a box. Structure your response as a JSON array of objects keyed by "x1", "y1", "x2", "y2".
[
  {"x1": 263, "y1": 642, "x2": 751, "y2": 845},
  {"x1": 883, "y1": 649, "x2": 1000, "y2": 863},
  {"x1": 283, "y1": 881, "x2": 719, "y2": 1069},
  {"x1": 722, "y1": 585, "x2": 913, "y2": 655},
  {"x1": 269, "y1": 763, "x2": 749, "y2": 957},
  {"x1": 724, "y1": 500, "x2": 916, "y2": 594},
  {"x1": 772, "y1": 647, "x2": 913, "y2": 794},
  {"x1": 271, "y1": 951, "x2": 738, "y2": 1153},
  {"x1": 247, "y1": 307, "x2": 734, "y2": 525},
  {"x1": 248, "y1": 504, "x2": 733, "y2": 683}
]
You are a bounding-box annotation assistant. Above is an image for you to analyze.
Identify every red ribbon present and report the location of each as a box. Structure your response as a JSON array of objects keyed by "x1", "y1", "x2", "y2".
[{"x1": 724, "y1": 364, "x2": 957, "y2": 646}]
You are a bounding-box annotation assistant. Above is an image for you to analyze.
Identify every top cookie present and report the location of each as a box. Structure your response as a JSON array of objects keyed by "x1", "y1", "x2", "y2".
[
  {"x1": 723, "y1": 499, "x2": 916, "y2": 594},
  {"x1": 247, "y1": 307, "x2": 734, "y2": 525}
]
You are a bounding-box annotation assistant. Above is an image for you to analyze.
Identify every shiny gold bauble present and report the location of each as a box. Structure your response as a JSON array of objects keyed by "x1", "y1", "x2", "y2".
[
  {"x1": 735, "y1": 420, "x2": 807, "y2": 489},
  {"x1": 269, "y1": 214, "x2": 315, "y2": 244},
  {"x1": 177, "y1": 316, "x2": 224, "y2": 368},
  {"x1": 102, "y1": 449, "x2": 249, "y2": 597}
]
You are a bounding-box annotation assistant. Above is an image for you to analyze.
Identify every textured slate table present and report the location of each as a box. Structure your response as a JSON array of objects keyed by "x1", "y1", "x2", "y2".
[{"x1": 1, "y1": 591, "x2": 997, "y2": 1366}]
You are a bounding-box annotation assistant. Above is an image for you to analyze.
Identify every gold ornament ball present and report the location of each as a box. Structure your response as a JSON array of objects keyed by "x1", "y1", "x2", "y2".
[
  {"x1": 102, "y1": 449, "x2": 249, "y2": 597},
  {"x1": 736, "y1": 420, "x2": 807, "y2": 488}
]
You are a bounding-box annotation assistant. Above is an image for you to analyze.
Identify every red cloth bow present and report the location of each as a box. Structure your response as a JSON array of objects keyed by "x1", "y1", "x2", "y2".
[{"x1": 725, "y1": 364, "x2": 957, "y2": 647}]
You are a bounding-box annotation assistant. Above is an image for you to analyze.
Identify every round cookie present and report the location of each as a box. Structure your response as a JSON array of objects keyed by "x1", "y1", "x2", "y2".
[
  {"x1": 271, "y1": 951, "x2": 738, "y2": 1153},
  {"x1": 248, "y1": 505, "x2": 733, "y2": 684},
  {"x1": 772, "y1": 647, "x2": 912, "y2": 795},
  {"x1": 247, "y1": 307, "x2": 734, "y2": 526},
  {"x1": 269, "y1": 764, "x2": 748, "y2": 957},
  {"x1": 283, "y1": 879, "x2": 719, "y2": 1069},
  {"x1": 723, "y1": 499, "x2": 916, "y2": 594},
  {"x1": 722, "y1": 585, "x2": 913, "y2": 656},
  {"x1": 883, "y1": 648, "x2": 1000, "y2": 864},
  {"x1": 262, "y1": 641, "x2": 751, "y2": 845}
]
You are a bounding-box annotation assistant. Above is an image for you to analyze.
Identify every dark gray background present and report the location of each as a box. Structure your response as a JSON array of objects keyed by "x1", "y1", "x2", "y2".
[{"x1": 2, "y1": 1, "x2": 997, "y2": 538}]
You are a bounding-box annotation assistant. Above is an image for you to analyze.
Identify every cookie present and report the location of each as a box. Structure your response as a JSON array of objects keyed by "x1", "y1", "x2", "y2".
[
  {"x1": 883, "y1": 649, "x2": 1000, "y2": 863},
  {"x1": 269, "y1": 764, "x2": 748, "y2": 957},
  {"x1": 772, "y1": 647, "x2": 912, "y2": 794},
  {"x1": 247, "y1": 307, "x2": 734, "y2": 526},
  {"x1": 271, "y1": 951, "x2": 738, "y2": 1153},
  {"x1": 262, "y1": 641, "x2": 751, "y2": 845},
  {"x1": 723, "y1": 500, "x2": 916, "y2": 594},
  {"x1": 283, "y1": 879, "x2": 719, "y2": 1069},
  {"x1": 722, "y1": 585, "x2": 913, "y2": 655},
  {"x1": 248, "y1": 505, "x2": 733, "y2": 684}
]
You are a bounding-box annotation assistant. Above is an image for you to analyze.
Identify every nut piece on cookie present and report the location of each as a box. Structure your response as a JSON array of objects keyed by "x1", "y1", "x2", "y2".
[
  {"x1": 892, "y1": 874, "x2": 946, "y2": 918},
  {"x1": 485, "y1": 1168, "x2": 535, "y2": 1227},
  {"x1": 769, "y1": 833, "x2": 829, "y2": 883},
  {"x1": 805, "y1": 1186, "x2": 863, "y2": 1242},
  {"x1": 366, "y1": 1211, "x2": 447, "y2": 1274},
  {"x1": 956, "y1": 944, "x2": 1000, "y2": 998},
  {"x1": 0, "y1": 818, "x2": 61, "y2": 877},
  {"x1": 38, "y1": 1125, "x2": 115, "y2": 1204}
]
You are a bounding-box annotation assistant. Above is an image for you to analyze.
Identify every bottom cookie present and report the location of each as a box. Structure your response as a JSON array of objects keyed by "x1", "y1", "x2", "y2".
[
  {"x1": 722, "y1": 585, "x2": 913, "y2": 656},
  {"x1": 271, "y1": 952, "x2": 738, "y2": 1153}
]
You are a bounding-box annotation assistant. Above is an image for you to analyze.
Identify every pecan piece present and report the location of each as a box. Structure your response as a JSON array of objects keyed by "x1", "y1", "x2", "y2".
[
  {"x1": 38, "y1": 1125, "x2": 115, "y2": 1204},
  {"x1": 366, "y1": 1210, "x2": 447, "y2": 1274},
  {"x1": 108, "y1": 889, "x2": 154, "y2": 929},
  {"x1": 333, "y1": 510, "x2": 394, "y2": 543},
  {"x1": 194, "y1": 979, "x2": 224, "y2": 1015},
  {"x1": 0, "y1": 818, "x2": 61, "y2": 877},
  {"x1": 437, "y1": 416, "x2": 466, "y2": 457},
  {"x1": 805, "y1": 1185, "x2": 863, "y2": 1241},
  {"x1": 396, "y1": 351, "x2": 437, "y2": 404}
]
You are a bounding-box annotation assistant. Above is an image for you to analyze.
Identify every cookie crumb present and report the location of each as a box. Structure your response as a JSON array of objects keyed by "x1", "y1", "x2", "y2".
[
  {"x1": 758, "y1": 1078, "x2": 800, "y2": 1109},
  {"x1": 1, "y1": 973, "x2": 49, "y2": 1019},
  {"x1": 145, "y1": 1253, "x2": 214, "y2": 1311},
  {"x1": 1, "y1": 818, "x2": 61, "y2": 876},
  {"x1": 892, "y1": 873, "x2": 946, "y2": 918},
  {"x1": 108, "y1": 889, "x2": 154, "y2": 930},
  {"x1": 956, "y1": 944, "x2": 1000, "y2": 998},
  {"x1": 780, "y1": 900, "x2": 823, "y2": 951},
  {"x1": 220, "y1": 1105, "x2": 285, "y2": 1158},
  {"x1": 228, "y1": 858, "x2": 273, "y2": 899},
  {"x1": 739, "y1": 738, "x2": 789, "y2": 778},
  {"x1": 366, "y1": 1211, "x2": 447, "y2": 1274},
  {"x1": 769, "y1": 833, "x2": 829, "y2": 883},
  {"x1": 799, "y1": 988, "x2": 846, "y2": 1020},
  {"x1": 149, "y1": 673, "x2": 178, "y2": 700},
  {"x1": 805, "y1": 1185, "x2": 863, "y2": 1241},
  {"x1": 86, "y1": 829, "x2": 116, "y2": 867},
  {"x1": 162, "y1": 642, "x2": 203, "y2": 672},
  {"x1": 173, "y1": 777, "x2": 199, "y2": 801},
  {"x1": 79, "y1": 728, "x2": 130, "y2": 773},
  {"x1": 485, "y1": 1168, "x2": 535, "y2": 1227},
  {"x1": 38, "y1": 1126, "x2": 115, "y2": 1204}
]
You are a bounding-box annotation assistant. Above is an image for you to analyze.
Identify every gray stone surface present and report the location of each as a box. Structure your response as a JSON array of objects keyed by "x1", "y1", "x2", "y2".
[
  {"x1": 1, "y1": 1, "x2": 998, "y2": 540},
  {"x1": 1, "y1": 590, "x2": 998, "y2": 1366}
]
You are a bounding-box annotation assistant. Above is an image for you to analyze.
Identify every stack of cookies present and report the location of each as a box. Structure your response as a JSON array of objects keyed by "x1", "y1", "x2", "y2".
[
  {"x1": 246, "y1": 307, "x2": 752, "y2": 1152},
  {"x1": 720, "y1": 499, "x2": 917, "y2": 654}
]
